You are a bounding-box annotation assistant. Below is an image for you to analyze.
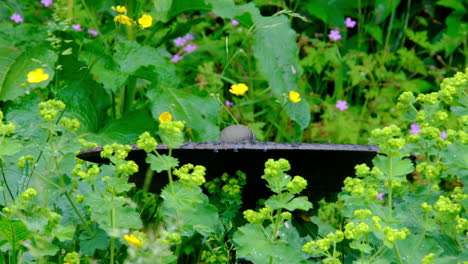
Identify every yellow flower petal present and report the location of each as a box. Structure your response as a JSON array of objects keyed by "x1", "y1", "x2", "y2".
[
  {"x1": 27, "y1": 68, "x2": 49, "y2": 83},
  {"x1": 289, "y1": 90, "x2": 301, "y2": 103},
  {"x1": 229, "y1": 83, "x2": 248, "y2": 96},
  {"x1": 114, "y1": 14, "x2": 133, "y2": 26},
  {"x1": 159, "y1": 112, "x2": 172, "y2": 123},
  {"x1": 138, "y1": 14, "x2": 153, "y2": 28},
  {"x1": 123, "y1": 234, "x2": 144, "y2": 248}
]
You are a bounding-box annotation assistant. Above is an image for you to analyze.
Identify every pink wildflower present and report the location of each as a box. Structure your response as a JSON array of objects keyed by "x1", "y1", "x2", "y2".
[
  {"x1": 170, "y1": 54, "x2": 183, "y2": 63},
  {"x1": 87, "y1": 29, "x2": 98, "y2": 36},
  {"x1": 183, "y1": 44, "x2": 197, "y2": 53},
  {"x1": 345, "y1": 17, "x2": 356, "y2": 28},
  {"x1": 409, "y1": 124, "x2": 420, "y2": 134},
  {"x1": 336, "y1": 100, "x2": 348, "y2": 111},
  {"x1": 225, "y1": 100, "x2": 234, "y2": 106},
  {"x1": 376, "y1": 193, "x2": 384, "y2": 200},
  {"x1": 10, "y1": 13, "x2": 24, "y2": 23},
  {"x1": 328, "y1": 30, "x2": 342, "y2": 41},
  {"x1": 41, "y1": 0, "x2": 52, "y2": 7},
  {"x1": 231, "y1": 19, "x2": 239, "y2": 26},
  {"x1": 183, "y1": 33, "x2": 194, "y2": 41},
  {"x1": 72, "y1": 24, "x2": 83, "y2": 31},
  {"x1": 440, "y1": 131, "x2": 447, "y2": 139},
  {"x1": 173, "y1": 37, "x2": 186, "y2": 47}
]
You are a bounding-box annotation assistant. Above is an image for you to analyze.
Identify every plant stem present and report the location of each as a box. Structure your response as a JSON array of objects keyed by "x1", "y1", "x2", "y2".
[
  {"x1": 393, "y1": 244, "x2": 403, "y2": 264},
  {"x1": 0, "y1": 161, "x2": 14, "y2": 200},
  {"x1": 384, "y1": 0, "x2": 396, "y2": 52},
  {"x1": 167, "y1": 148, "x2": 175, "y2": 194},
  {"x1": 64, "y1": 192, "x2": 95, "y2": 236},
  {"x1": 110, "y1": 188, "x2": 116, "y2": 264},
  {"x1": 387, "y1": 156, "x2": 393, "y2": 220}
]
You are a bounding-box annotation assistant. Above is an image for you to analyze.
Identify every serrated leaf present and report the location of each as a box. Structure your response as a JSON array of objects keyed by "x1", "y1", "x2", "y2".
[
  {"x1": 373, "y1": 156, "x2": 414, "y2": 181},
  {"x1": 84, "y1": 193, "x2": 142, "y2": 237},
  {"x1": 0, "y1": 138, "x2": 23, "y2": 156},
  {"x1": 0, "y1": 217, "x2": 32, "y2": 250},
  {"x1": 79, "y1": 228, "x2": 110, "y2": 256},
  {"x1": 161, "y1": 182, "x2": 205, "y2": 211},
  {"x1": 233, "y1": 223, "x2": 306, "y2": 264},
  {"x1": 284, "y1": 196, "x2": 313, "y2": 211},
  {"x1": 148, "y1": 88, "x2": 219, "y2": 141},
  {"x1": 253, "y1": 15, "x2": 310, "y2": 129},
  {"x1": 0, "y1": 45, "x2": 57, "y2": 101},
  {"x1": 146, "y1": 154, "x2": 179, "y2": 173}
]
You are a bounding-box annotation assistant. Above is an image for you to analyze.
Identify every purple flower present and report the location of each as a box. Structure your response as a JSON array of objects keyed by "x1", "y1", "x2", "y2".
[
  {"x1": 231, "y1": 19, "x2": 239, "y2": 26},
  {"x1": 173, "y1": 37, "x2": 186, "y2": 47},
  {"x1": 183, "y1": 44, "x2": 197, "y2": 53},
  {"x1": 72, "y1": 24, "x2": 83, "y2": 31},
  {"x1": 328, "y1": 30, "x2": 342, "y2": 41},
  {"x1": 225, "y1": 100, "x2": 234, "y2": 106},
  {"x1": 336, "y1": 100, "x2": 348, "y2": 111},
  {"x1": 345, "y1": 17, "x2": 356, "y2": 28},
  {"x1": 409, "y1": 124, "x2": 420, "y2": 134},
  {"x1": 10, "y1": 13, "x2": 24, "y2": 23},
  {"x1": 41, "y1": 0, "x2": 52, "y2": 7},
  {"x1": 376, "y1": 193, "x2": 385, "y2": 200},
  {"x1": 87, "y1": 29, "x2": 99, "y2": 36},
  {"x1": 170, "y1": 54, "x2": 184, "y2": 63},
  {"x1": 183, "y1": 33, "x2": 195, "y2": 41},
  {"x1": 440, "y1": 130, "x2": 447, "y2": 139}
]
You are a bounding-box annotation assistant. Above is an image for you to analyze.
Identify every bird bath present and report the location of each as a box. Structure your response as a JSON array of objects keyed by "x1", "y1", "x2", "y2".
[{"x1": 76, "y1": 142, "x2": 378, "y2": 205}]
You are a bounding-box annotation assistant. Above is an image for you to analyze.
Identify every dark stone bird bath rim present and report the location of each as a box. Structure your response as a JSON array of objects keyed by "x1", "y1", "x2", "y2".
[{"x1": 76, "y1": 142, "x2": 379, "y2": 205}]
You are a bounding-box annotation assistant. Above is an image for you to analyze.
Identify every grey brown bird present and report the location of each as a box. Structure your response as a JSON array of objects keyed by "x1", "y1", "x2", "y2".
[{"x1": 219, "y1": 125, "x2": 256, "y2": 143}]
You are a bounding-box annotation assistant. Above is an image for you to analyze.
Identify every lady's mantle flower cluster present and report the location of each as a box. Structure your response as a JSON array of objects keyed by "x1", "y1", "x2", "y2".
[
  {"x1": 112, "y1": 5, "x2": 152, "y2": 29},
  {"x1": 0, "y1": 110, "x2": 15, "y2": 136},
  {"x1": 243, "y1": 206, "x2": 273, "y2": 224},
  {"x1": 159, "y1": 119, "x2": 185, "y2": 148},
  {"x1": 38, "y1": 99, "x2": 65, "y2": 122},
  {"x1": 63, "y1": 252, "x2": 79, "y2": 264},
  {"x1": 302, "y1": 230, "x2": 344, "y2": 254},
  {"x1": 100, "y1": 143, "x2": 132, "y2": 159},
  {"x1": 72, "y1": 164, "x2": 100, "y2": 179},
  {"x1": 136, "y1": 132, "x2": 157, "y2": 152},
  {"x1": 173, "y1": 164, "x2": 206, "y2": 186}
]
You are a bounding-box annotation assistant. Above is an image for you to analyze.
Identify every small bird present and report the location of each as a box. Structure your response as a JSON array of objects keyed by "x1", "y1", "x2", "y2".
[{"x1": 219, "y1": 125, "x2": 256, "y2": 144}]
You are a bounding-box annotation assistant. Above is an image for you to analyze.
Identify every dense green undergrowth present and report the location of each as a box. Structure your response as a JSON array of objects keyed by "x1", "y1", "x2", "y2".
[{"x1": 0, "y1": 0, "x2": 467, "y2": 263}]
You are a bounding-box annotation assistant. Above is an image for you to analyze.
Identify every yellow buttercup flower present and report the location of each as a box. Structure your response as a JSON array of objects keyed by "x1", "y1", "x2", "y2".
[
  {"x1": 138, "y1": 14, "x2": 153, "y2": 28},
  {"x1": 111, "y1": 6, "x2": 127, "y2": 13},
  {"x1": 114, "y1": 14, "x2": 133, "y2": 26},
  {"x1": 123, "y1": 234, "x2": 144, "y2": 248},
  {"x1": 27, "y1": 68, "x2": 49, "y2": 83},
  {"x1": 229, "y1": 83, "x2": 248, "y2": 96},
  {"x1": 289, "y1": 90, "x2": 301, "y2": 103},
  {"x1": 159, "y1": 112, "x2": 172, "y2": 123}
]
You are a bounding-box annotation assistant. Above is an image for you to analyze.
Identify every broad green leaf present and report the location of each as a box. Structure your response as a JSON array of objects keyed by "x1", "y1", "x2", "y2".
[
  {"x1": 374, "y1": 0, "x2": 401, "y2": 24},
  {"x1": 79, "y1": 228, "x2": 110, "y2": 256},
  {"x1": 437, "y1": 0, "x2": 466, "y2": 11},
  {"x1": 0, "y1": 47, "x2": 22, "y2": 96},
  {"x1": 440, "y1": 143, "x2": 468, "y2": 177},
  {"x1": 284, "y1": 196, "x2": 313, "y2": 211},
  {"x1": 253, "y1": 15, "x2": 310, "y2": 129},
  {"x1": 87, "y1": 108, "x2": 157, "y2": 145},
  {"x1": 0, "y1": 138, "x2": 22, "y2": 156},
  {"x1": 164, "y1": 0, "x2": 210, "y2": 22},
  {"x1": 305, "y1": 0, "x2": 356, "y2": 26},
  {"x1": 233, "y1": 223, "x2": 306, "y2": 264},
  {"x1": 55, "y1": 225, "x2": 76, "y2": 242},
  {"x1": 79, "y1": 41, "x2": 128, "y2": 95},
  {"x1": 114, "y1": 41, "x2": 179, "y2": 87},
  {"x1": 364, "y1": 24, "x2": 383, "y2": 44},
  {"x1": 0, "y1": 217, "x2": 32, "y2": 250},
  {"x1": 207, "y1": 0, "x2": 260, "y2": 27},
  {"x1": 148, "y1": 88, "x2": 220, "y2": 141},
  {"x1": 183, "y1": 202, "x2": 219, "y2": 236},
  {"x1": 0, "y1": 45, "x2": 57, "y2": 101},
  {"x1": 398, "y1": 235, "x2": 443, "y2": 263},
  {"x1": 84, "y1": 193, "x2": 142, "y2": 237},
  {"x1": 146, "y1": 154, "x2": 179, "y2": 173},
  {"x1": 373, "y1": 156, "x2": 414, "y2": 181},
  {"x1": 161, "y1": 182, "x2": 205, "y2": 211}
]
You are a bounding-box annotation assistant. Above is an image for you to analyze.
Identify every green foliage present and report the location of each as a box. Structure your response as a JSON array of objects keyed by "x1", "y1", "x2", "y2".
[{"x1": 0, "y1": 0, "x2": 466, "y2": 263}]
